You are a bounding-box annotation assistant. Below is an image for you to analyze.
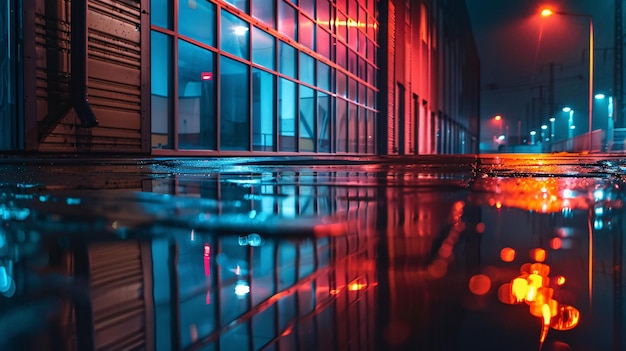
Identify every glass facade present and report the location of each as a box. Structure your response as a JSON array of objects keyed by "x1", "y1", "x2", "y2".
[{"x1": 151, "y1": 0, "x2": 379, "y2": 154}]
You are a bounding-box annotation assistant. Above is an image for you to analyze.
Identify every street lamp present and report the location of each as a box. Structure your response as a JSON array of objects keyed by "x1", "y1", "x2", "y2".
[
  {"x1": 595, "y1": 93, "x2": 614, "y2": 150},
  {"x1": 549, "y1": 117, "x2": 555, "y2": 139},
  {"x1": 541, "y1": 7, "x2": 594, "y2": 152},
  {"x1": 563, "y1": 107, "x2": 575, "y2": 139}
]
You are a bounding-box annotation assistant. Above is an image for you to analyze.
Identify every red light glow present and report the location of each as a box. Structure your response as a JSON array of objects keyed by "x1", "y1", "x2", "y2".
[
  {"x1": 469, "y1": 274, "x2": 492, "y2": 295},
  {"x1": 500, "y1": 247, "x2": 516, "y2": 262}
]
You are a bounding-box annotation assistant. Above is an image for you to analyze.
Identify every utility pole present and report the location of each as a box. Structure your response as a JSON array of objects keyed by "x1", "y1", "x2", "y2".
[
  {"x1": 539, "y1": 84, "x2": 544, "y2": 131},
  {"x1": 542, "y1": 63, "x2": 562, "y2": 126}
]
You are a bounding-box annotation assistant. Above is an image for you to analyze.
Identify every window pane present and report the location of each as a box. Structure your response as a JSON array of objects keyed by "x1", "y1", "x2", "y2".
[
  {"x1": 299, "y1": 14, "x2": 315, "y2": 51},
  {"x1": 253, "y1": 69, "x2": 275, "y2": 151},
  {"x1": 359, "y1": 82, "x2": 366, "y2": 104},
  {"x1": 317, "y1": 0, "x2": 331, "y2": 29},
  {"x1": 357, "y1": 56, "x2": 366, "y2": 81},
  {"x1": 279, "y1": 41, "x2": 297, "y2": 78},
  {"x1": 348, "y1": 0, "x2": 357, "y2": 22},
  {"x1": 224, "y1": 0, "x2": 249, "y2": 13},
  {"x1": 336, "y1": 12, "x2": 347, "y2": 42},
  {"x1": 348, "y1": 77, "x2": 356, "y2": 102},
  {"x1": 317, "y1": 61, "x2": 331, "y2": 91},
  {"x1": 337, "y1": 71, "x2": 347, "y2": 99},
  {"x1": 359, "y1": 106, "x2": 367, "y2": 153},
  {"x1": 299, "y1": 86, "x2": 315, "y2": 152},
  {"x1": 348, "y1": 102, "x2": 357, "y2": 152},
  {"x1": 220, "y1": 10, "x2": 250, "y2": 59},
  {"x1": 252, "y1": 0, "x2": 275, "y2": 27},
  {"x1": 178, "y1": 39, "x2": 217, "y2": 150},
  {"x1": 279, "y1": 78, "x2": 297, "y2": 151},
  {"x1": 151, "y1": 0, "x2": 172, "y2": 29},
  {"x1": 317, "y1": 92, "x2": 331, "y2": 152},
  {"x1": 358, "y1": 31, "x2": 366, "y2": 55},
  {"x1": 220, "y1": 56, "x2": 250, "y2": 150},
  {"x1": 301, "y1": 0, "x2": 315, "y2": 15},
  {"x1": 252, "y1": 27, "x2": 275, "y2": 70},
  {"x1": 336, "y1": 99, "x2": 348, "y2": 152},
  {"x1": 368, "y1": 87, "x2": 376, "y2": 109},
  {"x1": 336, "y1": 42, "x2": 346, "y2": 69},
  {"x1": 367, "y1": 110, "x2": 375, "y2": 153},
  {"x1": 278, "y1": 1, "x2": 297, "y2": 41},
  {"x1": 316, "y1": 27, "x2": 331, "y2": 60},
  {"x1": 348, "y1": 49, "x2": 357, "y2": 75},
  {"x1": 179, "y1": 0, "x2": 215, "y2": 46},
  {"x1": 299, "y1": 52, "x2": 315, "y2": 86},
  {"x1": 367, "y1": 64, "x2": 375, "y2": 86},
  {"x1": 151, "y1": 31, "x2": 174, "y2": 148}
]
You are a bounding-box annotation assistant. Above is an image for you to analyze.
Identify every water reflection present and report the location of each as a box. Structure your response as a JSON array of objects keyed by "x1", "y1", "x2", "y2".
[{"x1": 0, "y1": 164, "x2": 623, "y2": 350}]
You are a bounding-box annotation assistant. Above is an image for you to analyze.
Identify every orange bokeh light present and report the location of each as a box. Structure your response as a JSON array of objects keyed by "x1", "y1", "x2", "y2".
[
  {"x1": 541, "y1": 8, "x2": 554, "y2": 17},
  {"x1": 469, "y1": 274, "x2": 492, "y2": 295},
  {"x1": 494, "y1": 115, "x2": 502, "y2": 121},
  {"x1": 500, "y1": 247, "x2": 516, "y2": 262},
  {"x1": 531, "y1": 248, "x2": 547, "y2": 262},
  {"x1": 550, "y1": 237, "x2": 562, "y2": 250}
]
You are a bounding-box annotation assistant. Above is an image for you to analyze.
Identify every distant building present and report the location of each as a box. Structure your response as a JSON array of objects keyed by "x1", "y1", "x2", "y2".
[{"x1": 1, "y1": 0, "x2": 479, "y2": 156}]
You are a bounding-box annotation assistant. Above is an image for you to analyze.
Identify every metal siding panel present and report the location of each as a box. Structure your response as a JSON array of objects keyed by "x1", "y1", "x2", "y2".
[{"x1": 36, "y1": 0, "x2": 144, "y2": 153}]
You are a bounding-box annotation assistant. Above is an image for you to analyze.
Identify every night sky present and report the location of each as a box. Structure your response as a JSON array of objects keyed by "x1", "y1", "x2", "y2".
[{"x1": 465, "y1": 0, "x2": 616, "y2": 148}]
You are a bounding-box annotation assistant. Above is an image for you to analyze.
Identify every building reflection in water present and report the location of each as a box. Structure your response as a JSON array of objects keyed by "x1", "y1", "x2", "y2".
[{"x1": 0, "y1": 169, "x2": 623, "y2": 350}]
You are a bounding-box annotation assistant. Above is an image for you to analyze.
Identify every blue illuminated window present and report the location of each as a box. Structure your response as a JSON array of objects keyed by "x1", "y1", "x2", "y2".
[
  {"x1": 151, "y1": 31, "x2": 173, "y2": 149},
  {"x1": 253, "y1": 69, "x2": 275, "y2": 151},
  {"x1": 220, "y1": 10, "x2": 250, "y2": 60},
  {"x1": 179, "y1": 0, "x2": 216, "y2": 47},
  {"x1": 178, "y1": 39, "x2": 216, "y2": 150},
  {"x1": 220, "y1": 56, "x2": 250, "y2": 150},
  {"x1": 252, "y1": 27, "x2": 275, "y2": 70}
]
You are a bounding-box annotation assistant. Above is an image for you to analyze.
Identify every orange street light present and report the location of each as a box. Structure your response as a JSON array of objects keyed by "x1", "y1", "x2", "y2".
[
  {"x1": 494, "y1": 115, "x2": 502, "y2": 121},
  {"x1": 540, "y1": 7, "x2": 594, "y2": 152}
]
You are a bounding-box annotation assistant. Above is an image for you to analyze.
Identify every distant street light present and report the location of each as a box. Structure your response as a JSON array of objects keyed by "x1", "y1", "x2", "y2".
[
  {"x1": 563, "y1": 107, "x2": 575, "y2": 139},
  {"x1": 541, "y1": 7, "x2": 594, "y2": 152},
  {"x1": 549, "y1": 117, "x2": 556, "y2": 139}
]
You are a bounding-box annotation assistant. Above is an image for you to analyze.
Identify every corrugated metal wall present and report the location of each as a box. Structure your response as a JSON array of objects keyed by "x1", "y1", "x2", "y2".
[
  {"x1": 31, "y1": 0, "x2": 148, "y2": 153},
  {"x1": 61, "y1": 241, "x2": 154, "y2": 351}
]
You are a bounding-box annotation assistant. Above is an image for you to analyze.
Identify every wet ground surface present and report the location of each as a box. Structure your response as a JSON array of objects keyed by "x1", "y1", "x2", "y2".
[{"x1": 0, "y1": 154, "x2": 625, "y2": 351}]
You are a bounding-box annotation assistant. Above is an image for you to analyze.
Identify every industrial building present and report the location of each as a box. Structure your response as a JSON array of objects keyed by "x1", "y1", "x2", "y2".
[{"x1": 1, "y1": 0, "x2": 479, "y2": 156}]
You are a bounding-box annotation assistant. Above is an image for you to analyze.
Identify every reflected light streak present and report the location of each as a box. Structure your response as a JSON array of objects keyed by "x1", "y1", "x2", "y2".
[
  {"x1": 469, "y1": 177, "x2": 616, "y2": 214},
  {"x1": 587, "y1": 209, "x2": 593, "y2": 312},
  {"x1": 498, "y1": 247, "x2": 580, "y2": 346},
  {"x1": 203, "y1": 244, "x2": 211, "y2": 277}
]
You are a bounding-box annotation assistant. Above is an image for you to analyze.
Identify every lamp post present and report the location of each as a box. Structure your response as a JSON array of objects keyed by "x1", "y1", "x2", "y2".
[
  {"x1": 549, "y1": 117, "x2": 556, "y2": 140},
  {"x1": 595, "y1": 93, "x2": 614, "y2": 150},
  {"x1": 563, "y1": 107, "x2": 574, "y2": 139},
  {"x1": 542, "y1": 8, "x2": 594, "y2": 152}
]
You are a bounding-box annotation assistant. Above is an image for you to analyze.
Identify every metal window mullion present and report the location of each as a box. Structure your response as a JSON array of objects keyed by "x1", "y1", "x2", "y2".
[
  {"x1": 173, "y1": 1, "x2": 180, "y2": 151},
  {"x1": 247, "y1": 245, "x2": 254, "y2": 351},
  {"x1": 215, "y1": 238, "x2": 223, "y2": 351},
  {"x1": 273, "y1": 239, "x2": 281, "y2": 348},
  {"x1": 216, "y1": 6, "x2": 222, "y2": 151}
]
